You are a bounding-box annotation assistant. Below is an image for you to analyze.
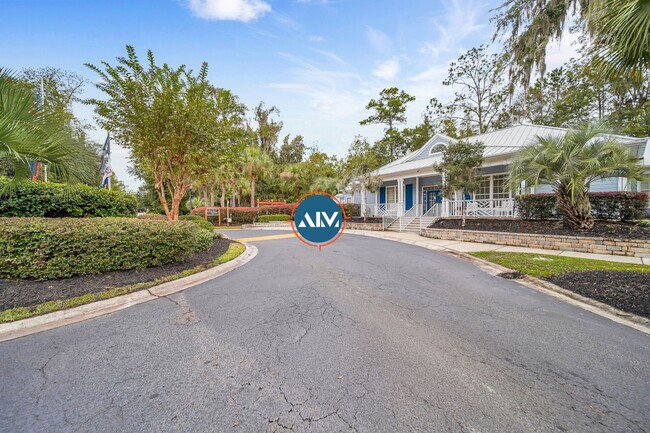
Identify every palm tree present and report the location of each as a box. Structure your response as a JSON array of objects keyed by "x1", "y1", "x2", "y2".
[
  {"x1": 0, "y1": 69, "x2": 94, "y2": 192},
  {"x1": 243, "y1": 146, "x2": 273, "y2": 206},
  {"x1": 590, "y1": 0, "x2": 650, "y2": 77},
  {"x1": 509, "y1": 124, "x2": 647, "y2": 230}
]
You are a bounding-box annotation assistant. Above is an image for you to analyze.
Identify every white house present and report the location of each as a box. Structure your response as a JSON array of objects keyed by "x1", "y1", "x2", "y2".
[{"x1": 345, "y1": 124, "x2": 650, "y2": 231}]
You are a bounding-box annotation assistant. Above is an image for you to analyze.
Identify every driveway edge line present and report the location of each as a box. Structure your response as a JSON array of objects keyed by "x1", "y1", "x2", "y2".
[
  {"x1": 347, "y1": 230, "x2": 650, "y2": 336},
  {"x1": 0, "y1": 243, "x2": 258, "y2": 343}
]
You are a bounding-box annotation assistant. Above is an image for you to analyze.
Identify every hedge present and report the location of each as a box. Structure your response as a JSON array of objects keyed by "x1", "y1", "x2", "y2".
[
  {"x1": 342, "y1": 203, "x2": 360, "y2": 217},
  {"x1": 0, "y1": 181, "x2": 137, "y2": 218},
  {"x1": 258, "y1": 214, "x2": 291, "y2": 223},
  {"x1": 515, "y1": 192, "x2": 648, "y2": 221},
  {"x1": 179, "y1": 214, "x2": 215, "y2": 231},
  {"x1": 0, "y1": 217, "x2": 213, "y2": 280}
]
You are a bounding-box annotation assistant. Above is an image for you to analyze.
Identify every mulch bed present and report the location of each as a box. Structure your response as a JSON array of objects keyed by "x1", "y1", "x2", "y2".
[
  {"x1": 0, "y1": 238, "x2": 231, "y2": 311},
  {"x1": 431, "y1": 218, "x2": 650, "y2": 240},
  {"x1": 546, "y1": 271, "x2": 650, "y2": 318}
]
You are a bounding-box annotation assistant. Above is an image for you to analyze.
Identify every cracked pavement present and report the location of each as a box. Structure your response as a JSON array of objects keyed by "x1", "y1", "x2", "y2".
[{"x1": 1, "y1": 229, "x2": 649, "y2": 432}]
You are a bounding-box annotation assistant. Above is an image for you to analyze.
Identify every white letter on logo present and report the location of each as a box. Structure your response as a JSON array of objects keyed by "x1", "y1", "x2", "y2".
[{"x1": 321, "y1": 211, "x2": 339, "y2": 228}]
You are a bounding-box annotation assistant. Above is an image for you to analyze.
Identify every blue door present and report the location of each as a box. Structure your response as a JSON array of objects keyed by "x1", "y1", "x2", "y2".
[
  {"x1": 425, "y1": 190, "x2": 441, "y2": 211},
  {"x1": 405, "y1": 184, "x2": 413, "y2": 210},
  {"x1": 379, "y1": 186, "x2": 386, "y2": 204}
]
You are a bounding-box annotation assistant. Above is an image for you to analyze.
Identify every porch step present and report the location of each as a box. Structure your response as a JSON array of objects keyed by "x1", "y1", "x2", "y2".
[{"x1": 384, "y1": 216, "x2": 439, "y2": 233}]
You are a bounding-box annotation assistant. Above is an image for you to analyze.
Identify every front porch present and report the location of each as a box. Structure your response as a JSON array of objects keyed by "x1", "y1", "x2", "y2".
[{"x1": 361, "y1": 171, "x2": 516, "y2": 220}]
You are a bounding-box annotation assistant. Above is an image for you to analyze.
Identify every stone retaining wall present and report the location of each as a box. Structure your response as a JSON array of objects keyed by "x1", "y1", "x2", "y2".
[
  {"x1": 346, "y1": 222, "x2": 383, "y2": 231},
  {"x1": 421, "y1": 228, "x2": 650, "y2": 258}
]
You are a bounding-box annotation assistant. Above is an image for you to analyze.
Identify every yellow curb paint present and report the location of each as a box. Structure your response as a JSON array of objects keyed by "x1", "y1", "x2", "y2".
[{"x1": 233, "y1": 233, "x2": 296, "y2": 242}]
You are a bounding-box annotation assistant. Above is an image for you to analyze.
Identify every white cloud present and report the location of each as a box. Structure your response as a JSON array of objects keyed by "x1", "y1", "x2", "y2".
[
  {"x1": 372, "y1": 58, "x2": 400, "y2": 81},
  {"x1": 365, "y1": 26, "x2": 392, "y2": 54},
  {"x1": 186, "y1": 0, "x2": 271, "y2": 22},
  {"x1": 309, "y1": 35, "x2": 325, "y2": 43}
]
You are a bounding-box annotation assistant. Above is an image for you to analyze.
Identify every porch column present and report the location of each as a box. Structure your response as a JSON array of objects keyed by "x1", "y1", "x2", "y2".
[
  {"x1": 441, "y1": 173, "x2": 449, "y2": 217},
  {"x1": 415, "y1": 177, "x2": 420, "y2": 214},
  {"x1": 397, "y1": 178, "x2": 404, "y2": 216}
]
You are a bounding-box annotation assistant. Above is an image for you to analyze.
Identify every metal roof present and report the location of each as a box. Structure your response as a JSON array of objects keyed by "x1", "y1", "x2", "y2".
[{"x1": 374, "y1": 124, "x2": 648, "y2": 178}]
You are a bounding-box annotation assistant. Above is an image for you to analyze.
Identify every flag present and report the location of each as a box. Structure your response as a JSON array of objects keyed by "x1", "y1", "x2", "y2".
[{"x1": 99, "y1": 133, "x2": 112, "y2": 189}]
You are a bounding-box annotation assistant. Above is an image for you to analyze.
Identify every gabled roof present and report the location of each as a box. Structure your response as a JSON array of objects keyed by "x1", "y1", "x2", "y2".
[{"x1": 374, "y1": 124, "x2": 649, "y2": 178}]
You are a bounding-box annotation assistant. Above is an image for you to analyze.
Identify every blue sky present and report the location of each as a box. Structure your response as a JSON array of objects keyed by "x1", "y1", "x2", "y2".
[{"x1": 1, "y1": 0, "x2": 577, "y2": 190}]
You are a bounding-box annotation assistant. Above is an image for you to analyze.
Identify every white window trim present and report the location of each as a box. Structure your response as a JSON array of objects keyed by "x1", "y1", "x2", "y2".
[
  {"x1": 385, "y1": 185, "x2": 398, "y2": 204},
  {"x1": 474, "y1": 173, "x2": 512, "y2": 201}
]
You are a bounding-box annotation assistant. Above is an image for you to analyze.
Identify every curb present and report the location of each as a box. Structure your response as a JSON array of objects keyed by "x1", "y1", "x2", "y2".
[
  {"x1": 346, "y1": 230, "x2": 650, "y2": 336},
  {"x1": 0, "y1": 243, "x2": 258, "y2": 343}
]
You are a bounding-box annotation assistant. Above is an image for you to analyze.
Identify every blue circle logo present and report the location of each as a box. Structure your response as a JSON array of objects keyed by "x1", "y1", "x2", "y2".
[{"x1": 292, "y1": 192, "x2": 346, "y2": 249}]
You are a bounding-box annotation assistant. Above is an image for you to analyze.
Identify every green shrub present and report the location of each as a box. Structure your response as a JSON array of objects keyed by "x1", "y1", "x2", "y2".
[
  {"x1": 0, "y1": 181, "x2": 137, "y2": 218},
  {"x1": 258, "y1": 214, "x2": 291, "y2": 223},
  {"x1": 342, "y1": 203, "x2": 361, "y2": 217},
  {"x1": 179, "y1": 214, "x2": 215, "y2": 231},
  {"x1": 638, "y1": 220, "x2": 650, "y2": 227},
  {"x1": 228, "y1": 209, "x2": 258, "y2": 224},
  {"x1": 0, "y1": 217, "x2": 213, "y2": 280},
  {"x1": 515, "y1": 192, "x2": 648, "y2": 221},
  {"x1": 137, "y1": 213, "x2": 166, "y2": 220},
  {"x1": 515, "y1": 194, "x2": 557, "y2": 220},
  {"x1": 588, "y1": 192, "x2": 648, "y2": 221}
]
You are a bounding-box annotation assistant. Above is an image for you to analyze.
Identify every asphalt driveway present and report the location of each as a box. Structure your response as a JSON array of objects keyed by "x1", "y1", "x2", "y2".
[{"x1": 1, "y1": 230, "x2": 648, "y2": 432}]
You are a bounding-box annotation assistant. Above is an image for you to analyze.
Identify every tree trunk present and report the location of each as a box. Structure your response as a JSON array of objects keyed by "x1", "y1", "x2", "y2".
[
  {"x1": 251, "y1": 174, "x2": 256, "y2": 207},
  {"x1": 230, "y1": 176, "x2": 236, "y2": 206},
  {"x1": 360, "y1": 181, "x2": 367, "y2": 221},
  {"x1": 203, "y1": 186, "x2": 208, "y2": 207},
  {"x1": 461, "y1": 195, "x2": 466, "y2": 227},
  {"x1": 210, "y1": 190, "x2": 215, "y2": 207},
  {"x1": 556, "y1": 190, "x2": 594, "y2": 230},
  {"x1": 220, "y1": 183, "x2": 226, "y2": 207}
]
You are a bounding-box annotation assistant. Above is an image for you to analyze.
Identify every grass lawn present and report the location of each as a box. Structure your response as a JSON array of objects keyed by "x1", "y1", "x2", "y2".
[
  {"x1": 0, "y1": 242, "x2": 246, "y2": 323},
  {"x1": 470, "y1": 251, "x2": 650, "y2": 279}
]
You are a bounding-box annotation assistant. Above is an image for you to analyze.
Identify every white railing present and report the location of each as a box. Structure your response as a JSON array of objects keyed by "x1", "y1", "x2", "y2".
[
  {"x1": 398, "y1": 204, "x2": 422, "y2": 231},
  {"x1": 445, "y1": 198, "x2": 515, "y2": 218},
  {"x1": 420, "y1": 203, "x2": 440, "y2": 231},
  {"x1": 365, "y1": 203, "x2": 400, "y2": 217}
]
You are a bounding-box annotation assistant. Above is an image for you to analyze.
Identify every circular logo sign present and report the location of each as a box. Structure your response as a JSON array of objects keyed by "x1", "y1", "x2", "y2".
[{"x1": 291, "y1": 191, "x2": 346, "y2": 250}]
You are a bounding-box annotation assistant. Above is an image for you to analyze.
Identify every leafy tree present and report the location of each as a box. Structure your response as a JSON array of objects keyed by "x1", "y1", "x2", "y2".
[
  {"x1": 360, "y1": 87, "x2": 415, "y2": 160},
  {"x1": 513, "y1": 66, "x2": 593, "y2": 127},
  {"x1": 492, "y1": 0, "x2": 650, "y2": 85},
  {"x1": 20, "y1": 67, "x2": 91, "y2": 141},
  {"x1": 196, "y1": 88, "x2": 248, "y2": 206},
  {"x1": 86, "y1": 46, "x2": 237, "y2": 220},
  {"x1": 243, "y1": 146, "x2": 273, "y2": 206},
  {"x1": 254, "y1": 102, "x2": 283, "y2": 155},
  {"x1": 278, "y1": 134, "x2": 305, "y2": 164},
  {"x1": 509, "y1": 124, "x2": 647, "y2": 230},
  {"x1": 0, "y1": 69, "x2": 96, "y2": 192},
  {"x1": 430, "y1": 46, "x2": 511, "y2": 136},
  {"x1": 433, "y1": 139, "x2": 485, "y2": 226},
  {"x1": 344, "y1": 136, "x2": 383, "y2": 220}
]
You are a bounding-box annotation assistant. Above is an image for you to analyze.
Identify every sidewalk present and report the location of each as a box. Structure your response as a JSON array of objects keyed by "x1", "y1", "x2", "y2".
[{"x1": 345, "y1": 229, "x2": 650, "y2": 266}]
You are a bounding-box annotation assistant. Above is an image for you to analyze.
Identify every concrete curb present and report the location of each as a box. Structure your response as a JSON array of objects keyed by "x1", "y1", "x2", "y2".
[
  {"x1": 346, "y1": 230, "x2": 650, "y2": 336},
  {"x1": 0, "y1": 243, "x2": 258, "y2": 343}
]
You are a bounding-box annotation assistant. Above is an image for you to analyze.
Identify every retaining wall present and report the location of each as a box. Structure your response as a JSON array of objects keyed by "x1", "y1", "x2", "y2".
[{"x1": 421, "y1": 228, "x2": 650, "y2": 258}]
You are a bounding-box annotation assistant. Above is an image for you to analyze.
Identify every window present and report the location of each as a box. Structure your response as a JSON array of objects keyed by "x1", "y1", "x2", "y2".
[
  {"x1": 474, "y1": 174, "x2": 511, "y2": 200},
  {"x1": 493, "y1": 174, "x2": 510, "y2": 199},
  {"x1": 386, "y1": 186, "x2": 397, "y2": 203},
  {"x1": 475, "y1": 177, "x2": 491, "y2": 200},
  {"x1": 429, "y1": 143, "x2": 446, "y2": 155}
]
